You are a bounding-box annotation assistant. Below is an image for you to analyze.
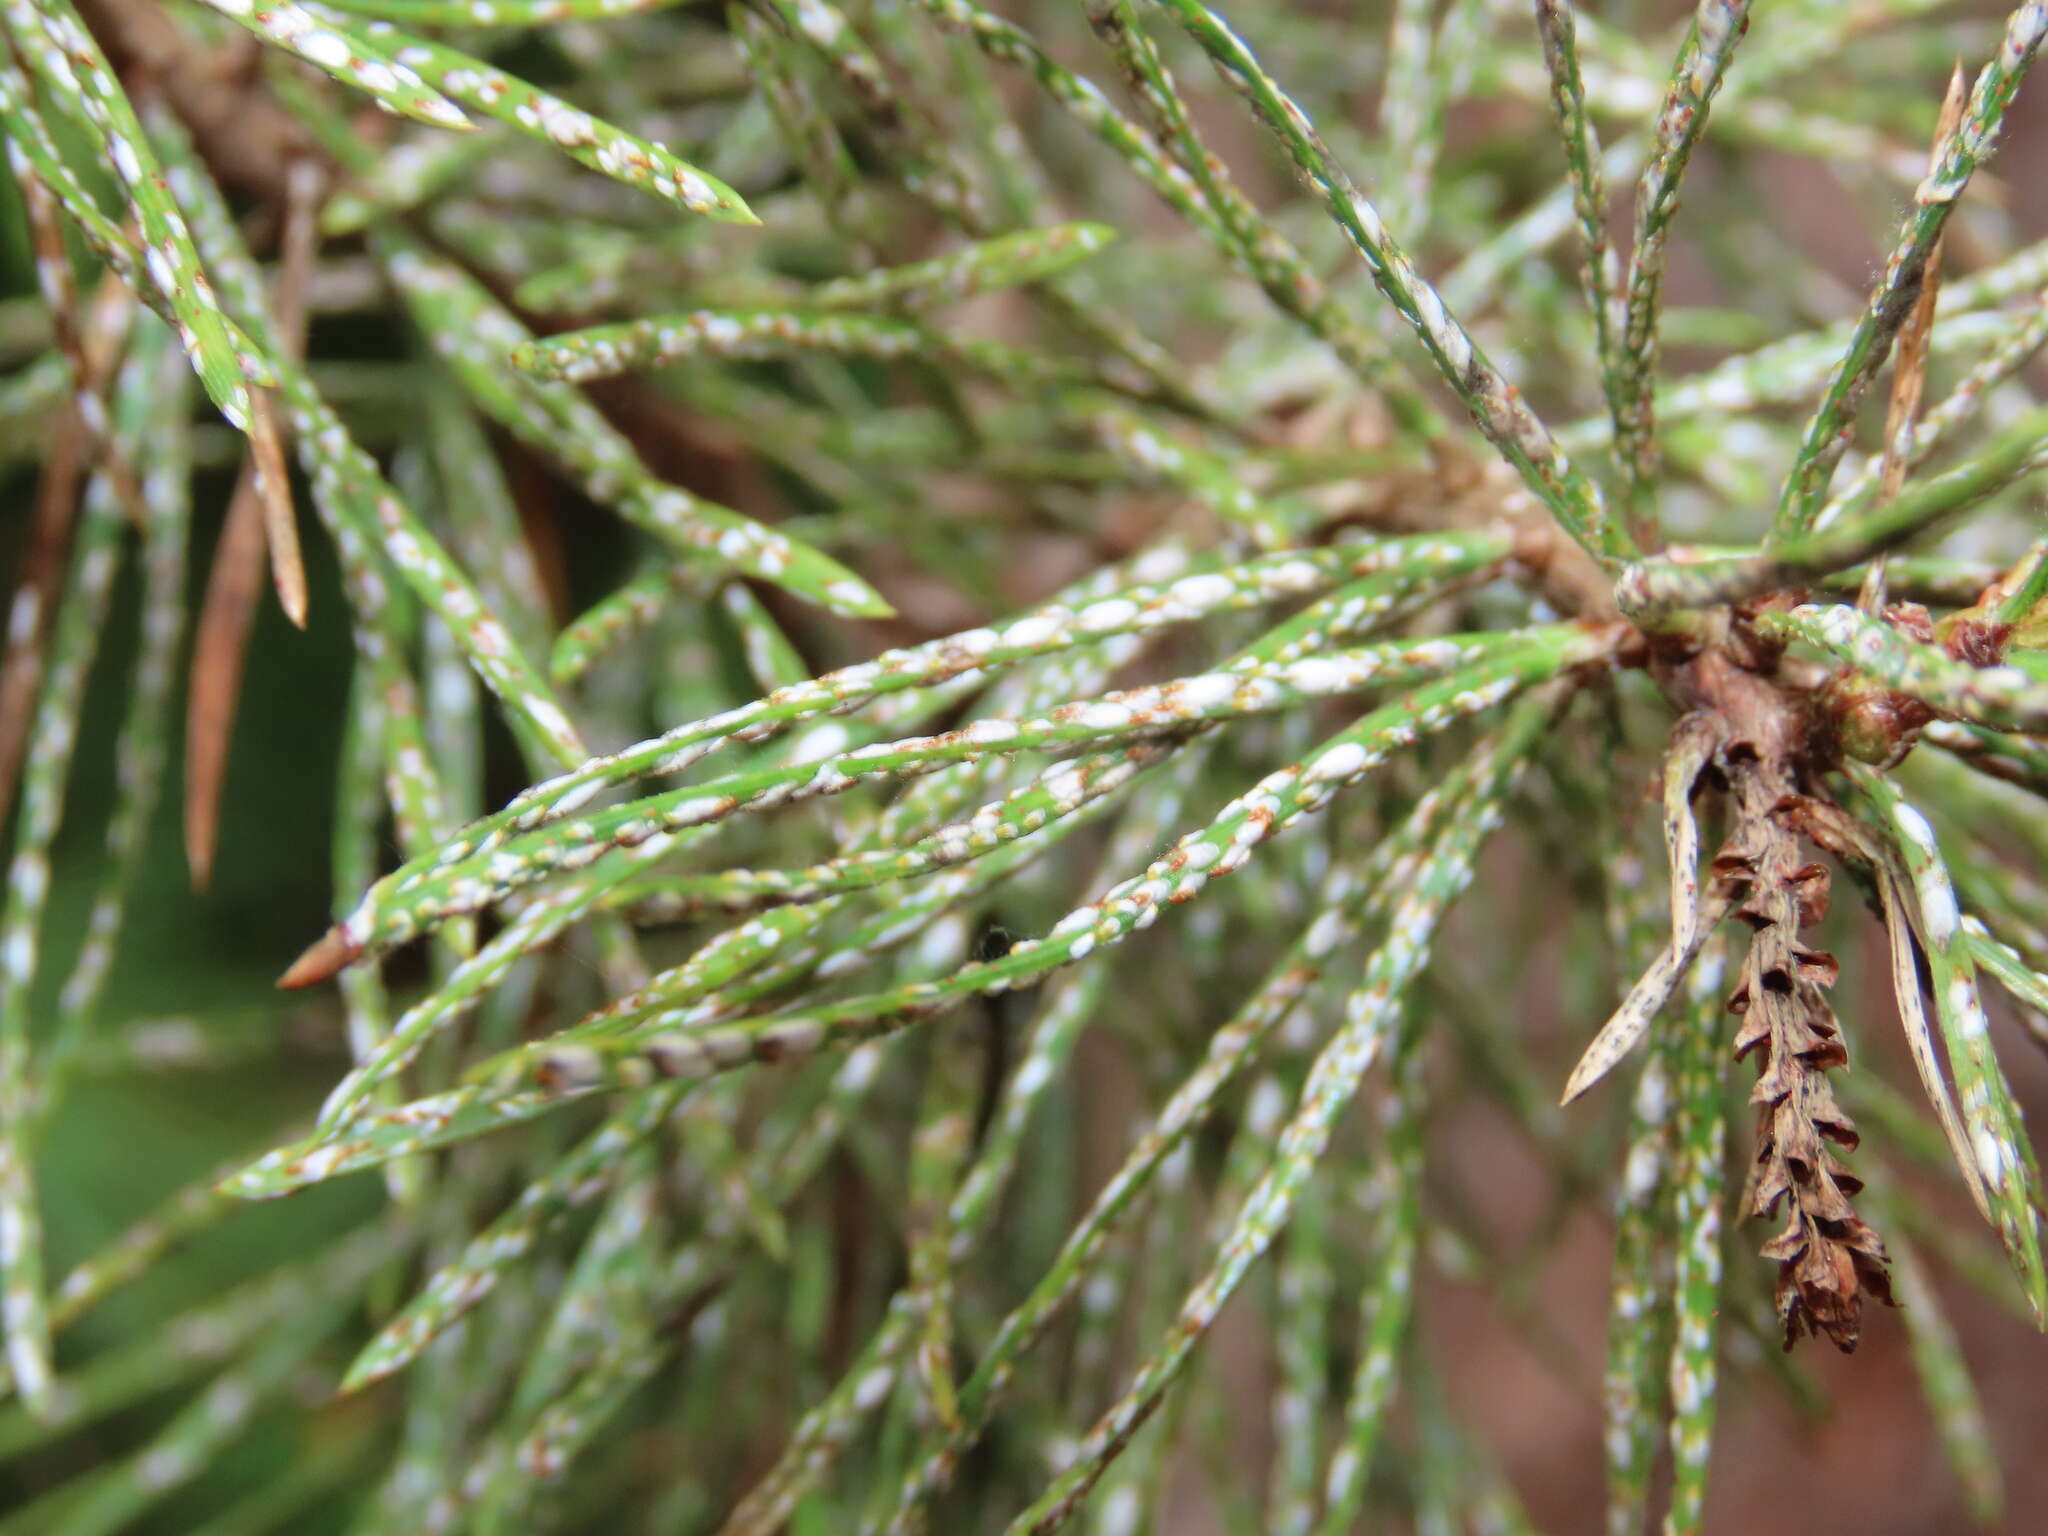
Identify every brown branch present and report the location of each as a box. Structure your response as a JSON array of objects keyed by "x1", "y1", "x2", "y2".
[
  {"x1": 183, "y1": 156, "x2": 325, "y2": 887},
  {"x1": 1320, "y1": 453, "x2": 1619, "y2": 622},
  {"x1": 1656, "y1": 635, "x2": 1893, "y2": 1351}
]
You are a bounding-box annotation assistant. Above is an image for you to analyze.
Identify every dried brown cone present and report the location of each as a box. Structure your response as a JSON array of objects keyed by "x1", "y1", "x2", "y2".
[{"x1": 1719, "y1": 746, "x2": 1893, "y2": 1351}]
